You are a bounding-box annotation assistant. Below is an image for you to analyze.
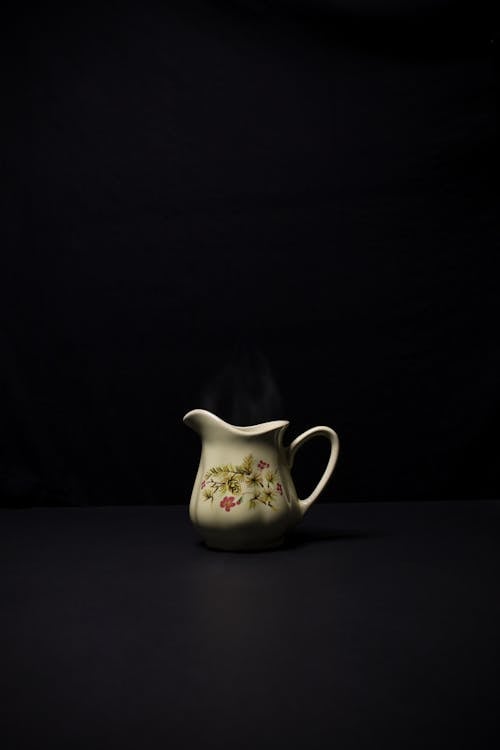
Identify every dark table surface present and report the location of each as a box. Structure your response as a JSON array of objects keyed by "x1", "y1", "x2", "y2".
[{"x1": 1, "y1": 501, "x2": 499, "y2": 749}]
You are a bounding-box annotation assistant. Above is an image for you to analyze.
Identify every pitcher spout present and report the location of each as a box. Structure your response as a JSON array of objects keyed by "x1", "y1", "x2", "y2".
[{"x1": 183, "y1": 409, "x2": 224, "y2": 437}]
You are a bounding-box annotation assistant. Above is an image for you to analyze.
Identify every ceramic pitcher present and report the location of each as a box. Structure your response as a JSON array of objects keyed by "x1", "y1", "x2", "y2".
[{"x1": 183, "y1": 409, "x2": 339, "y2": 550}]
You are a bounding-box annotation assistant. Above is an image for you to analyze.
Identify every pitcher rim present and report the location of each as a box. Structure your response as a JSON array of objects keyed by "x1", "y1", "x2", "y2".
[{"x1": 183, "y1": 408, "x2": 289, "y2": 434}]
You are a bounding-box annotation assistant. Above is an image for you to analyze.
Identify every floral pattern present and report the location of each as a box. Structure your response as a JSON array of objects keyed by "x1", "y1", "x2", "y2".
[
  {"x1": 201, "y1": 454, "x2": 281, "y2": 511},
  {"x1": 220, "y1": 496, "x2": 237, "y2": 512}
]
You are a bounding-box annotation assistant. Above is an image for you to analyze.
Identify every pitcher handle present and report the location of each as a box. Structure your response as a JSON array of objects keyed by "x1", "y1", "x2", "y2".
[{"x1": 289, "y1": 426, "x2": 340, "y2": 517}]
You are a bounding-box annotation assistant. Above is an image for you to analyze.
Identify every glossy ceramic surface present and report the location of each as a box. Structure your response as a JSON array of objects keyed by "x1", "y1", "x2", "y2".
[{"x1": 184, "y1": 409, "x2": 339, "y2": 550}]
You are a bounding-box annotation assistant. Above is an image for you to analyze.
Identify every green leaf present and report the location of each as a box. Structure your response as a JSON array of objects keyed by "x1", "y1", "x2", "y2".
[
  {"x1": 227, "y1": 478, "x2": 241, "y2": 494},
  {"x1": 239, "y1": 455, "x2": 254, "y2": 474}
]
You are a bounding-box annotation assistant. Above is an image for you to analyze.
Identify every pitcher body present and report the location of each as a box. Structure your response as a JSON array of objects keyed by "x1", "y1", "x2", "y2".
[{"x1": 184, "y1": 409, "x2": 339, "y2": 551}]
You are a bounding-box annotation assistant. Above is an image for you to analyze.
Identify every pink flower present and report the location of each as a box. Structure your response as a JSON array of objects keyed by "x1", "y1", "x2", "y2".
[
  {"x1": 220, "y1": 496, "x2": 236, "y2": 512},
  {"x1": 201, "y1": 480, "x2": 206, "y2": 489},
  {"x1": 276, "y1": 483, "x2": 283, "y2": 495},
  {"x1": 258, "y1": 460, "x2": 269, "y2": 469}
]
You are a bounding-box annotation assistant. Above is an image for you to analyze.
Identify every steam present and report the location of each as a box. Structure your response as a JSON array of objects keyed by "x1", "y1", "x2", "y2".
[{"x1": 200, "y1": 346, "x2": 284, "y2": 425}]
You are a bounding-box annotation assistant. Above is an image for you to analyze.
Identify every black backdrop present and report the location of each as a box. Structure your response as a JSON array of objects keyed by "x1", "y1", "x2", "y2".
[{"x1": 1, "y1": 1, "x2": 498, "y2": 506}]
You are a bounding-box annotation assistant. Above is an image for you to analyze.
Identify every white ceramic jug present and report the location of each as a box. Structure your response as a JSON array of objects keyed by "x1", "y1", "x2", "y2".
[{"x1": 183, "y1": 409, "x2": 339, "y2": 550}]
